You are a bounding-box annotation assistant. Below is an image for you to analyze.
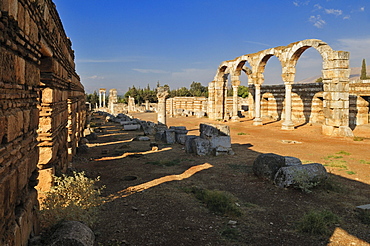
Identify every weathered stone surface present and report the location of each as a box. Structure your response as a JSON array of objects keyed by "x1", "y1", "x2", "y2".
[
  {"x1": 123, "y1": 124, "x2": 140, "y2": 131},
  {"x1": 200, "y1": 123, "x2": 230, "y2": 138},
  {"x1": 252, "y1": 153, "x2": 286, "y2": 180},
  {"x1": 47, "y1": 221, "x2": 95, "y2": 246},
  {"x1": 192, "y1": 138, "x2": 211, "y2": 156},
  {"x1": 164, "y1": 130, "x2": 176, "y2": 144},
  {"x1": 209, "y1": 136, "x2": 231, "y2": 149},
  {"x1": 185, "y1": 135, "x2": 198, "y2": 153},
  {"x1": 284, "y1": 156, "x2": 302, "y2": 166},
  {"x1": 274, "y1": 163, "x2": 328, "y2": 188},
  {"x1": 1, "y1": 2, "x2": 86, "y2": 244}
]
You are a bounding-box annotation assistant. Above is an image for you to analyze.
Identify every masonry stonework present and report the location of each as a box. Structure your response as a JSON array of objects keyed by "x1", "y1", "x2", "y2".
[{"x1": 0, "y1": 0, "x2": 85, "y2": 244}]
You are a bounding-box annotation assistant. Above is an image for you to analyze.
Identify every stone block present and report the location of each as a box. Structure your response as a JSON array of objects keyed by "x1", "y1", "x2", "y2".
[
  {"x1": 164, "y1": 130, "x2": 176, "y2": 144},
  {"x1": 253, "y1": 153, "x2": 286, "y2": 180},
  {"x1": 176, "y1": 134, "x2": 187, "y2": 145},
  {"x1": 209, "y1": 136, "x2": 231, "y2": 149},
  {"x1": 123, "y1": 124, "x2": 140, "y2": 131},
  {"x1": 274, "y1": 163, "x2": 328, "y2": 188},
  {"x1": 193, "y1": 138, "x2": 210, "y2": 156},
  {"x1": 200, "y1": 123, "x2": 230, "y2": 138},
  {"x1": 185, "y1": 135, "x2": 197, "y2": 153}
]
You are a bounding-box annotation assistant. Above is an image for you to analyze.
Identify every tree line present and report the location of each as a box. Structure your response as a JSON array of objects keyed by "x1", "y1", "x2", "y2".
[{"x1": 85, "y1": 81, "x2": 249, "y2": 107}]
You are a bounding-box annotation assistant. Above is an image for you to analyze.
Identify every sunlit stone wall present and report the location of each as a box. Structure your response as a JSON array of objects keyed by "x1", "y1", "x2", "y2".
[{"x1": 0, "y1": 0, "x2": 85, "y2": 244}]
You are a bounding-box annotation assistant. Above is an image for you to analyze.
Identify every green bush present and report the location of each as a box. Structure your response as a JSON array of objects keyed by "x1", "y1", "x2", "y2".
[
  {"x1": 358, "y1": 210, "x2": 370, "y2": 225},
  {"x1": 297, "y1": 210, "x2": 340, "y2": 235},
  {"x1": 188, "y1": 187, "x2": 242, "y2": 216},
  {"x1": 39, "y1": 171, "x2": 104, "y2": 229}
]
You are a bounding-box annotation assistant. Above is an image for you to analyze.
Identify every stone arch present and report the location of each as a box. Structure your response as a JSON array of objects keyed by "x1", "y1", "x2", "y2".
[{"x1": 208, "y1": 39, "x2": 351, "y2": 137}]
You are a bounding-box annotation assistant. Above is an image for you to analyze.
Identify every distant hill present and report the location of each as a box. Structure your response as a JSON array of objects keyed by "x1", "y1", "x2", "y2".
[{"x1": 297, "y1": 65, "x2": 370, "y2": 83}]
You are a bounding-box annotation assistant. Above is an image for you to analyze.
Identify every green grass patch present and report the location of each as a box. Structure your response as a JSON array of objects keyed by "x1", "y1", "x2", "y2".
[
  {"x1": 335, "y1": 151, "x2": 351, "y2": 156},
  {"x1": 221, "y1": 227, "x2": 241, "y2": 241},
  {"x1": 316, "y1": 176, "x2": 344, "y2": 193},
  {"x1": 346, "y1": 171, "x2": 356, "y2": 175},
  {"x1": 358, "y1": 210, "x2": 370, "y2": 225},
  {"x1": 354, "y1": 136, "x2": 364, "y2": 141},
  {"x1": 359, "y1": 160, "x2": 370, "y2": 165},
  {"x1": 297, "y1": 210, "x2": 340, "y2": 235},
  {"x1": 186, "y1": 187, "x2": 242, "y2": 217},
  {"x1": 237, "y1": 132, "x2": 249, "y2": 135},
  {"x1": 323, "y1": 160, "x2": 348, "y2": 169}
]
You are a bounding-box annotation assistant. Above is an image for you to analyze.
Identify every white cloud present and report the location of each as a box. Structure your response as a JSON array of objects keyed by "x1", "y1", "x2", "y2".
[
  {"x1": 360, "y1": 7, "x2": 365, "y2": 12},
  {"x1": 314, "y1": 4, "x2": 322, "y2": 10},
  {"x1": 343, "y1": 15, "x2": 350, "y2": 20},
  {"x1": 244, "y1": 40, "x2": 272, "y2": 47},
  {"x1": 86, "y1": 75, "x2": 104, "y2": 80},
  {"x1": 309, "y1": 15, "x2": 326, "y2": 28},
  {"x1": 132, "y1": 68, "x2": 169, "y2": 74},
  {"x1": 293, "y1": 1, "x2": 310, "y2": 7},
  {"x1": 325, "y1": 8, "x2": 343, "y2": 16}
]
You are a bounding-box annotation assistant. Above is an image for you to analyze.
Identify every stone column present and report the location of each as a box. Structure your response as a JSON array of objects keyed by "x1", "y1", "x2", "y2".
[
  {"x1": 207, "y1": 82, "x2": 215, "y2": 119},
  {"x1": 103, "y1": 90, "x2": 106, "y2": 108},
  {"x1": 231, "y1": 82, "x2": 239, "y2": 121},
  {"x1": 99, "y1": 90, "x2": 102, "y2": 108},
  {"x1": 157, "y1": 86, "x2": 169, "y2": 125},
  {"x1": 168, "y1": 98, "x2": 174, "y2": 117},
  {"x1": 145, "y1": 100, "x2": 150, "y2": 111},
  {"x1": 281, "y1": 83, "x2": 295, "y2": 130},
  {"x1": 253, "y1": 84, "x2": 263, "y2": 126}
]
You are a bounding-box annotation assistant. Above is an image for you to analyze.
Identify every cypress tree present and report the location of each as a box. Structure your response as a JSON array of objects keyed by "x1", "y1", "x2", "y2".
[{"x1": 360, "y1": 59, "x2": 367, "y2": 80}]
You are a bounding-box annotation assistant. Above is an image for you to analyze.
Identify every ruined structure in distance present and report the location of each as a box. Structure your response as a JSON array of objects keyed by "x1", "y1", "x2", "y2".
[{"x1": 0, "y1": 0, "x2": 86, "y2": 244}]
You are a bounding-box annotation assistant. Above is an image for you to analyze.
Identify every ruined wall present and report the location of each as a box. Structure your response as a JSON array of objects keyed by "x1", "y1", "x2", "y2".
[
  {"x1": 0, "y1": 0, "x2": 85, "y2": 245},
  {"x1": 248, "y1": 82, "x2": 370, "y2": 127}
]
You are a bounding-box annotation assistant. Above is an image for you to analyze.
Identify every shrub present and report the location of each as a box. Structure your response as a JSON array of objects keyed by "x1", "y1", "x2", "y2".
[
  {"x1": 39, "y1": 171, "x2": 104, "y2": 229},
  {"x1": 297, "y1": 210, "x2": 340, "y2": 235},
  {"x1": 188, "y1": 187, "x2": 242, "y2": 216},
  {"x1": 358, "y1": 210, "x2": 370, "y2": 225}
]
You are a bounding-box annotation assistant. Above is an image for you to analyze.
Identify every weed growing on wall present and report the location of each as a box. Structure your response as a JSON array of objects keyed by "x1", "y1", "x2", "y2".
[{"x1": 39, "y1": 171, "x2": 105, "y2": 229}]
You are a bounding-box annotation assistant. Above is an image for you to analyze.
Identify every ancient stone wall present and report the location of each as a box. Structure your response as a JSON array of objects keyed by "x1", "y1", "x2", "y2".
[
  {"x1": 248, "y1": 82, "x2": 370, "y2": 128},
  {"x1": 0, "y1": 0, "x2": 85, "y2": 245},
  {"x1": 209, "y1": 39, "x2": 353, "y2": 137}
]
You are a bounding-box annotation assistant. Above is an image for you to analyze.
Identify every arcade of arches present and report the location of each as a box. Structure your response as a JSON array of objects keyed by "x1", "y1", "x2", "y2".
[{"x1": 208, "y1": 39, "x2": 370, "y2": 137}]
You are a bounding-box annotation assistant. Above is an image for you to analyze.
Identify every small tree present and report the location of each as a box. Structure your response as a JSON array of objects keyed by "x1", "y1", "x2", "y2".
[{"x1": 360, "y1": 59, "x2": 368, "y2": 80}]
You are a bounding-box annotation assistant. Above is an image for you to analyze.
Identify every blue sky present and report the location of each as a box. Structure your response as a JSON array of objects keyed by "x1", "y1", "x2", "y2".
[{"x1": 53, "y1": 0, "x2": 370, "y2": 94}]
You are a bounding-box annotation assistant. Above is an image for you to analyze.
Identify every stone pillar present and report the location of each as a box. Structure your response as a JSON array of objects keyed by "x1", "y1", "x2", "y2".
[
  {"x1": 168, "y1": 98, "x2": 174, "y2": 117},
  {"x1": 99, "y1": 90, "x2": 102, "y2": 108},
  {"x1": 207, "y1": 82, "x2": 215, "y2": 119},
  {"x1": 321, "y1": 51, "x2": 353, "y2": 137},
  {"x1": 253, "y1": 84, "x2": 263, "y2": 126},
  {"x1": 231, "y1": 81, "x2": 239, "y2": 121},
  {"x1": 109, "y1": 89, "x2": 117, "y2": 114},
  {"x1": 281, "y1": 83, "x2": 295, "y2": 130},
  {"x1": 157, "y1": 86, "x2": 169, "y2": 125},
  {"x1": 145, "y1": 100, "x2": 150, "y2": 111},
  {"x1": 103, "y1": 90, "x2": 106, "y2": 108}
]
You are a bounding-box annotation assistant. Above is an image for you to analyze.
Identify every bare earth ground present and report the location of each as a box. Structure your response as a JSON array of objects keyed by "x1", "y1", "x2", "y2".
[{"x1": 74, "y1": 112, "x2": 370, "y2": 246}]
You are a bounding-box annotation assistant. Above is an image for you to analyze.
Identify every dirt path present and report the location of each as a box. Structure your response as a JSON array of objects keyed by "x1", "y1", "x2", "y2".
[{"x1": 74, "y1": 112, "x2": 370, "y2": 246}]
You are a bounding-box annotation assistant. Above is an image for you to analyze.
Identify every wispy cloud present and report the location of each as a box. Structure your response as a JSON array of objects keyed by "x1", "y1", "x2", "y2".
[
  {"x1": 360, "y1": 7, "x2": 365, "y2": 12},
  {"x1": 314, "y1": 4, "x2": 322, "y2": 10},
  {"x1": 309, "y1": 15, "x2": 326, "y2": 28},
  {"x1": 132, "y1": 69, "x2": 169, "y2": 74},
  {"x1": 244, "y1": 40, "x2": 272, "y2": 47},
  {"x1": 325, "y1": 8, "x2": 343, "y2": 16},
  {"x1": 293, "y1": 1, "x2": 310, "y2": 7},
  {"x1": 84, "y1": 75, "x2": 105, "y2": 80}
]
